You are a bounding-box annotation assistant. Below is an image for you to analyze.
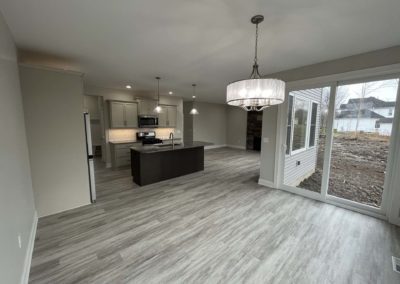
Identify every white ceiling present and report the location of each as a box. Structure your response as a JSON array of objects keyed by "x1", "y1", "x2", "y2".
[{"x1": 1, "y1": 0, "x2": 400, "y2": 103}]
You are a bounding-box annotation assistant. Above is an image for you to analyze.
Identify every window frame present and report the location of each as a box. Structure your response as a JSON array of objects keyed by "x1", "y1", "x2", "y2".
[
  {"x1": 308, "y1": 101, "x2": 319, "y2": 148},
  {"x1": 286, "y1": 93, "x2": 320, "y2": 156}
]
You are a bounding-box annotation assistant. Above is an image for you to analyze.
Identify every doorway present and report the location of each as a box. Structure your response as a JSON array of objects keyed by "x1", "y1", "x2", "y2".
[
  {"x1": 246, "y1": 111, "x2": 263, "y2": 151},
  {"x1": 278, "y1": 75, "x2": 400, "y2": 216}
]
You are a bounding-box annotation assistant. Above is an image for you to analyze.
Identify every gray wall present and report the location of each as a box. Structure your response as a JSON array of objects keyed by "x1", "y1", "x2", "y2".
[
  {"x1": 183, "y1": 101, "x2": 194, "y2": 143},
  {"x1": 20, "y1": 66, "x2": 91, "y2": 217},
  {"x1": 226, "y1": 106, "x2": 247, "y2": 149},
  {"x1": 259, "y1": 106, "x2": 278, "y2": 182},
  {"x1": 183, "y1": 102, "x2": 248, "y2": 148},
  {"x1": 0, "y1": 13, "x2": 36, "y2": 284},
  {"x1": 269, "y1": 45, "x2": 400, "y2": 82},
  {"x1": 193, "y1": 102, "x2": 227, "y2": 146}
]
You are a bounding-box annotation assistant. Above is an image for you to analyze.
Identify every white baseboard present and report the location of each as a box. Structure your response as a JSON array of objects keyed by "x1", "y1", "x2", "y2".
[
  {"x1": 204, "y1": 144, "x2": 227, "y2": 150},
  {"x1": 258, "y1": 178, "x2": 276, "y2": 189},
  {"x1": 21, "y1": 210, "x2": 38, "y2": 284},
  {"x1": 226, "y1": 145, "x2": 246, "y2": 150}
]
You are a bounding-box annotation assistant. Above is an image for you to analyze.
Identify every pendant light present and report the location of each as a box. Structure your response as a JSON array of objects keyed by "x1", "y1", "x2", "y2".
[
  {"x1": 226, "y1": 15, "x2": 285, "y2": 111},
  {"x1": 190, "y1": 84, "x2": 199, "y2": 115},
  {"x1": 154, "y1": 76, "x2": 162, "y2": 113}
]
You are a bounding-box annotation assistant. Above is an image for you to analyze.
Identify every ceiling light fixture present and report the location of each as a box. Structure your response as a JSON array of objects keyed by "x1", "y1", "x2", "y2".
[
  {"x1": 169, "y1": 91, "x2": 173, "y2": 95},
  {"x1": 126, "y1": 85, "x2": 132, "y2": 89},
  {"x1": 154, "y1": 77, "x2": 162, "y2": 113},
  {"x1": 226, "y1": 15, "x2": 285, "y2": 111},
  {"x1": 190, "y1": 84, "x2": 199, "y2": 115}
]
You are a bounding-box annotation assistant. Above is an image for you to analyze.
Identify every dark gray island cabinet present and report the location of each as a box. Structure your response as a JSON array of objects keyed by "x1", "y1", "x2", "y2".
[{"x1": 130, "y1": 144, "x2": 204, "y2": 186}]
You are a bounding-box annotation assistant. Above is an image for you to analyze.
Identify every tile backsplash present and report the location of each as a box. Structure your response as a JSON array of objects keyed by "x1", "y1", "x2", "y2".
[{"x1": 108, "y1": 128, "x2": 177, "y2": 142}]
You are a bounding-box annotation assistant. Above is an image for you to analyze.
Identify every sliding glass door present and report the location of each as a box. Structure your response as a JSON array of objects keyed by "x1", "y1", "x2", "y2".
[
  {"x1": 279, "y1": 75, "x2": 400, "y2": 215},
  {"x1": 328, "y1": 78, "x2": 399, "y2": 208}
]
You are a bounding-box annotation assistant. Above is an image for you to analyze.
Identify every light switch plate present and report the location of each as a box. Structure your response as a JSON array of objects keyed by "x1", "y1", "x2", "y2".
[{"x1": 263, "y1": 137, "x2": 269, "y2": 143}]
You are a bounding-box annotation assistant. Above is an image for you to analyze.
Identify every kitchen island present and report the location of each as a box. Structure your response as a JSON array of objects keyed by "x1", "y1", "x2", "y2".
[{"x1": 130, "y1": 143, "x2": 204, "y2": 186}]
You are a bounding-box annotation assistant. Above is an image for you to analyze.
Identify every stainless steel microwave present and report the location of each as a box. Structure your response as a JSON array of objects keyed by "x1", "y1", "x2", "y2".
[{"x1": 138, "y1": 115, "x2": 158, "y2": 128}]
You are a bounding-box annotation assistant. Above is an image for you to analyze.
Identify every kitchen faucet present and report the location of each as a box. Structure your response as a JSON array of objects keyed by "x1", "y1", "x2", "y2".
[{"x1": 169, "y1": 132, "x2": 174, "y2": 149}]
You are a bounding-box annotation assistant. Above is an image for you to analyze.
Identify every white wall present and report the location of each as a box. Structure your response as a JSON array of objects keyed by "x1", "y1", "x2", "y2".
[
  {"x1": 0, "y1": 13, "x2": 36, "y2": 284},
  {"x1": 193, "y1": 102, "x2": 227, "y2": 146},
  {"x1": 20, "y1": 66, "x2": 91, "y2": 217},
  {"x1": 374, "y1": 107, "x2": 395, "y2": 118},
  {"x1": 226, "y1": 106, "x2": 247, "y2": 149},
  {"x1": 334, "y1": 118, "x2": 378, "y2": 133}
]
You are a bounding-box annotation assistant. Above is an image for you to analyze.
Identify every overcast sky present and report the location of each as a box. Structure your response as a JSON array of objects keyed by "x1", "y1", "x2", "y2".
[{"x1": 339, "y1": 78, "x2": 399, "y2": 103}]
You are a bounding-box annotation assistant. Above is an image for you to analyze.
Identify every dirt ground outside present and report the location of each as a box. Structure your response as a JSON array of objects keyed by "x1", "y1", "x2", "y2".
[{"x1": 299, "y1": 132, "x2": 390, "y2": 207}]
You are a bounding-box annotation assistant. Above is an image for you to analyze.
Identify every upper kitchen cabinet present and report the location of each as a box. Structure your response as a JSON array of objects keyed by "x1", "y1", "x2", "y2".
[
  {"x1": 108, "y1": 100, "x2": 138, "y2": 128},
  {"x1": 158, "y1": 105, "x2": 177, "y2": 127},
  {"x1": 138, "y1": 99, "x2": 158, "y2": 115}
]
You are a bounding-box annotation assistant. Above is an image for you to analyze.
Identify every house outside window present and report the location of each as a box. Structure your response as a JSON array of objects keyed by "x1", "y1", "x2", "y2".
[
  {"x1": 286, "y1": 94, "x2": 319, "y2": 155},
  {"x1": 389, "y1": 108, "x2": 393, "y2": 116}
]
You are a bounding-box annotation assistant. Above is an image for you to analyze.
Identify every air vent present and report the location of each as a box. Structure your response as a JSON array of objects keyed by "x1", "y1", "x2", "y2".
[{"x1": 392, "y1": 256, "x2": 400, "y2": 273}]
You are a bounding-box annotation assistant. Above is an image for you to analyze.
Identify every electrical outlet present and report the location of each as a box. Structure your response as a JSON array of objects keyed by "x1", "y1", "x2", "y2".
[{"x1": 18, "y1": 234, "x2": 22, "y2": 248}]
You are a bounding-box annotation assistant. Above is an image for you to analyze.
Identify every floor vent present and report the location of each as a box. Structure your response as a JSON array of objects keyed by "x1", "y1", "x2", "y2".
[{"x1": 392, "y1": 256, "x2": 400, "y2": 273}]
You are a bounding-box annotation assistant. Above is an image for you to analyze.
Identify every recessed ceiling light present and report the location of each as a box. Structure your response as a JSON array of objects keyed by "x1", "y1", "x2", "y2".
[
  {"x1": 169, "y1": 91, "x2": 173, "y2": 95},
  {"x1": 126, "y1": 85, "x2": 132, "y2": 89},
  {"x1": 192, "y1": 95, "x2": 196, "y2": 99}
]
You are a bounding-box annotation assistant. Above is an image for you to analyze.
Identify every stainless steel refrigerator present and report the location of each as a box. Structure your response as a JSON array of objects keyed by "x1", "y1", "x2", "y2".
[{"x1": 84, "y1": 112, "x2": 96, "y2": 203}]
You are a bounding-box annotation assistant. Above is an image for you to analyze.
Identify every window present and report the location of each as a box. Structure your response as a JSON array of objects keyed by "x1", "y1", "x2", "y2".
[
  {"x1": 375, "y1": 121, "x2": 380, "y2": 128},
  {"x1": 286, "y1": 95, "x2": 293, "y2": 154},
  {"x1": 389, "y1": 108, "x2": 393, "y2": 116},
  {"x1": 292, "y1": 98, "x2": 309, "y2": 151},
  {"x1": 309, "y1": 103, "x2": 318, "y2": 147}
]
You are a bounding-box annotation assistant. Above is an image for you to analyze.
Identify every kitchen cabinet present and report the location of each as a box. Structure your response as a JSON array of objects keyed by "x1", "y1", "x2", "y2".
[
  {"x1": 138, "y1": 99, "x2": 158, "y2": 115},
  {"x1": 110, "y1": 141, "x2": 142, "y2": 168},
  {"x1": 109, "y1": 101, "x2": 138, "y2": 128},
  {"x1": 158, "y1": 105, "x2": 177, "y2": 127}
]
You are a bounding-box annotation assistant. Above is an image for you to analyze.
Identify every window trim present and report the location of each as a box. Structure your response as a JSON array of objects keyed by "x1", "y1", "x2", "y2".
[
  {"x1": 290, "y1": 96, "x2": 310, "y2": 155},
  {"x1": 286, "y1": 94, "x2": 320, "y2": 156},
  {"x1": 308, "y1": 101, "x2": 319, "y2": 148}
]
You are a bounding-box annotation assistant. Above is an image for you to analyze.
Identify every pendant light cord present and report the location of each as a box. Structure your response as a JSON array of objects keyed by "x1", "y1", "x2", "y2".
[
  {"x1": 156, "y1": 76, "x2": 160, "y2": 104},
  {"x1": 250, "y1": 22, "x2": 261, "y2": 79},
  {"x1": 254, "y1": 23, "x2": 259, "y2": 66}
]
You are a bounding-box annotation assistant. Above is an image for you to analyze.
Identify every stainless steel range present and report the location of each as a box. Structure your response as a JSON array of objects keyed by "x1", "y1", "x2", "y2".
[{"x1": 136, "y1": 131, "x2": 163, "y2": 145}]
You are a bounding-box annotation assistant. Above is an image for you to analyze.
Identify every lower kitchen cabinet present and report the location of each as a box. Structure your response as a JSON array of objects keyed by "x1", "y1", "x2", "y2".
[{"x1": 110, "y1": 142, "x2": 142, "y2": 168}]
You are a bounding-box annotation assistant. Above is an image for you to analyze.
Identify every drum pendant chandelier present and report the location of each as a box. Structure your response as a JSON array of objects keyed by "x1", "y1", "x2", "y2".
[{"x1": 226, "y1": 15, "x2": 285, "y2": 111}]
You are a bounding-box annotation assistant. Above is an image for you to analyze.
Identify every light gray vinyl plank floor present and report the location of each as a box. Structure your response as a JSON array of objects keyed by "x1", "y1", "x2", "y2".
[{"x1": 29, "y1": 148, "x2": 400, "y2": 283}]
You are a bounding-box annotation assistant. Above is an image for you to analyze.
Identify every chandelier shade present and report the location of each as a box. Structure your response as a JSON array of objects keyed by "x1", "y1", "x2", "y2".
[
  {"x1": 226, "y1": 15, "x2": 285, "y2": 111},
  {"x1": 227, "y1": 78, "x2": 285, "y2": 111}
]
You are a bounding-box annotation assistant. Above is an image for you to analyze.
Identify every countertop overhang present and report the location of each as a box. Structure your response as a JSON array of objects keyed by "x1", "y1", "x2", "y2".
[{"x1": 130, "y1": 142, "x2": 206, "y2": 154}]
